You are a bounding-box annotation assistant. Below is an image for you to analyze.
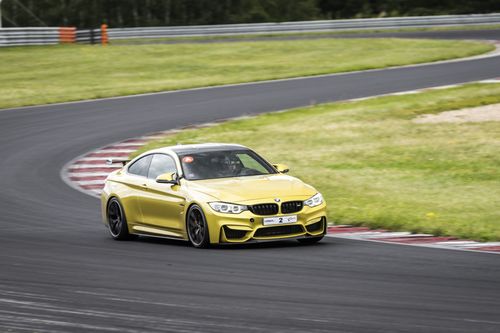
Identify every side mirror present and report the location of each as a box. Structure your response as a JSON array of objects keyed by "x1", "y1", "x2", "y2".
[
  {"x1": 272, "y1": 163, "x2": 289, "y2": 174},
  {"x1": 156, "y1": 172, "x2": 179, "y2": 185}
]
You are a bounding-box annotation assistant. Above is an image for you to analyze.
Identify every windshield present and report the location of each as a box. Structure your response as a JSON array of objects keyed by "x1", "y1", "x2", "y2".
[{"x1": 178, "y1": 149, "x2": 276, "y2": 180}]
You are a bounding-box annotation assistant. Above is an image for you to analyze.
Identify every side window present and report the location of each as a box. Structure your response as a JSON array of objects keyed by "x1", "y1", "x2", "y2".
[
  {"x1": 128, "y1": 155, "x2": 153, "y2": 177},
  {"x1": 148, "y1": 154, "x2": 177, "y2": 179}
]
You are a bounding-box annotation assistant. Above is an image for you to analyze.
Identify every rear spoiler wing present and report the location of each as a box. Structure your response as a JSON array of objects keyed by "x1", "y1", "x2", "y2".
[{"x1": 106, "y1": 158, "x2": 130, "y2": 166}]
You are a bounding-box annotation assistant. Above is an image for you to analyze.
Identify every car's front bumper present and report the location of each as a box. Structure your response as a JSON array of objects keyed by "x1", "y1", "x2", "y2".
[{"x1": 203, "y1": 201, "x2": 327, "y2": 244}]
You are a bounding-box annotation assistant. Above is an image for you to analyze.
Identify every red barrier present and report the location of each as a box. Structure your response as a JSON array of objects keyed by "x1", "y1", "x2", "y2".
[
  {"x1": 59, "y1": 27, "x2": 76, "y2": 43},
  {"x1": 101, "y1": 24, "x2": 108, "y2": 45}
]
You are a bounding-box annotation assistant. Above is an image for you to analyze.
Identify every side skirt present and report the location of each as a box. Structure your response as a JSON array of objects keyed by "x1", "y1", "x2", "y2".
[{"x1": 132, "y1": 224, "x2": 187, "y2": 240}]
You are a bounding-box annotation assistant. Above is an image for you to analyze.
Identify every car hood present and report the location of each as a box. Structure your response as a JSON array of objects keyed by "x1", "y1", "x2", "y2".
[{"x1": 185, "y1": 174, "x2": 316, "y2": 203}]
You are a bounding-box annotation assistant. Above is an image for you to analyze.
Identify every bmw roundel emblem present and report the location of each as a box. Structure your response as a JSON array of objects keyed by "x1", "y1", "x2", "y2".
[{"x1": 274, "y1": 198, "x2": 281, "y2": 203}]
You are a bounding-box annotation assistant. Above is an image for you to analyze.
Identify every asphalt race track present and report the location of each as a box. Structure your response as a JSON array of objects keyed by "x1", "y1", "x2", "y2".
[{"x1": 1, "y1": 30, "x2": 500, "y2": 332}]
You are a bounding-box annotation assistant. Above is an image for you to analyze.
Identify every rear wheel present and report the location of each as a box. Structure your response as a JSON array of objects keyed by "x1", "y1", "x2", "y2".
[
  {"x1": 187, "y1": 205, "x2": 210, "y2": 248},
  {"x1": 107, "y1": 198, "x2": 135, "y2": 240},
  {"x1": 297, "y1": 236, "x2": 323, "y2": 245}
]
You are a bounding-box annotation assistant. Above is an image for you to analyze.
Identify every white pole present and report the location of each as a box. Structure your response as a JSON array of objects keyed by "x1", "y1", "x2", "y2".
[{"x1": 0, "y1": 0, "x2": 3, "y2": 28}]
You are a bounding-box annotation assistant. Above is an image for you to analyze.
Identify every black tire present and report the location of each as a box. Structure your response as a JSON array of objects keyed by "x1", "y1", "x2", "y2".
[
  {"x1": 297, "y1": 236, "x2": 324, "y2": 245},
  {"x1": 107, "y1": 197, "x2": 135, "y2": 240},
  {"x1": 187, "y1": 205, "x2": 210, "y2": 248}
]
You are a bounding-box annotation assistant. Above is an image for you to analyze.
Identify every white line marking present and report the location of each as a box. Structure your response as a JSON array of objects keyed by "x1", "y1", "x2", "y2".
[
  {"x1": 390, "y1": 90, "x2": 421, "y2": 95},
  {"x1": 337, "y1": 231, "x2": 412, "y2": 238},
  {"x1": 93, "y1": 149, "x2": 136, "y2": 154},
  {"x1": 82, "y1": 155, "x2": 129, "y2": 159},
  {"x1": 68, "y1": 172, "x2": 111, "y2": 178},
  {"x1": 432, "y1": 241, "x2": 479, "y2": 246},
  {"x1": 68, "y1": 164, "x2": 118, "y2": 169},
  {"x1": 428, "y1": 84, "x2": 461, "y2": 90},
  {"x1": 76, "y1": 180, "x2": 105, "y2": 186},
  {"x1": 104, "y1": 142, "x2": 146, "y2": 148},
  {"x1": 479, "y1": 79, "x2": 500, "y2": 83},
  {"x1": 457, "y1": 242, "x2": 500, "y2": 248},
  {"x1": 74, "y1": 157, "x2": 112, "y2": 161},
  {"x1": 326, "y1": 233, "x2": 500, "y2": 255}
]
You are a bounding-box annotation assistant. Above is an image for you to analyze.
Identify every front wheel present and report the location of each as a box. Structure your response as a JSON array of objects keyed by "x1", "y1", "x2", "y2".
[
  {"x1": 187, "y1": 205, "x2": 210, "y2": 248},
  {"x1": 107, "y1": 198, "x2": 135, "y2": 240},
  {"x1": 297, "y1": 236, "x2": 323, "y2": 245}
]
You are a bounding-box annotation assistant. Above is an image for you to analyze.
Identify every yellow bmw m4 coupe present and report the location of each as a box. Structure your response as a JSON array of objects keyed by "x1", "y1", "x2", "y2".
[{"x1": 101, "y1": 143, "x2": 327, "y2": 248}]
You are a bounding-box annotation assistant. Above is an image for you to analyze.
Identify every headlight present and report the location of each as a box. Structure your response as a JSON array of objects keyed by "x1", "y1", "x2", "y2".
[
  {"x1": 304, "y1": 193, "x2": 323, "y2": 207},
  {"x1": 209, "y1": 202, "x2": 247, "y2": 214}
]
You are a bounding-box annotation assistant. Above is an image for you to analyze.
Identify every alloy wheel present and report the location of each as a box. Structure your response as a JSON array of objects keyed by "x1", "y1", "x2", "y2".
[
  {"x1": 187, "y1": 206, "x2": 209, "y2": 248},
  {"x1": 107, "y1": 200, "x2": 123, "y2": 237}
]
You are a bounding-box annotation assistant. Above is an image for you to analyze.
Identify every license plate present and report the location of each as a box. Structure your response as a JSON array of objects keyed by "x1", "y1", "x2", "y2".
[{"x1": 263, "y1": 215, "x2": 298, "y2": 226}]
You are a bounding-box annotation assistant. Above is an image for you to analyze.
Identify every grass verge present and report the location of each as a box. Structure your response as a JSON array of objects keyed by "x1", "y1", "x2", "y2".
[
  {"x1": 0, "y1": 38, "x2": 492, "y2": 109},
  {"x1": 134, "y1": 83, "x2": 500, "y2": 241}
]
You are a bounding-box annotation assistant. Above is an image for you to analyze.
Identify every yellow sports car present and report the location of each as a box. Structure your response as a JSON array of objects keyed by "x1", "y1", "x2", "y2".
[{"x1": 101, "y1": 143, "x2": 327, "y2": 248}]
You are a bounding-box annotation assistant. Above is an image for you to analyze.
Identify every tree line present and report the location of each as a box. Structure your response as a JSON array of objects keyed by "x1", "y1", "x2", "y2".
[{"x1": 2, "y1": 0, "x2": 499, "y2": 28}]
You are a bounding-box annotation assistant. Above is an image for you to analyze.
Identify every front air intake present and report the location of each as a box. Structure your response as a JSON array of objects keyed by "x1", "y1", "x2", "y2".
[
  {"x1": 224, "y1": 227, "x2": 248, "y2": 239},
  {"x1": 254, "y1": 225, "x2": 304, "y2": 237},
  {"x1": 306, "y1": 220, "x2": 324, "y2": 233}
]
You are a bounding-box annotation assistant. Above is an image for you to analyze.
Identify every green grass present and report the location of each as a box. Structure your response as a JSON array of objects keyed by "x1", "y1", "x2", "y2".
[
  {"x1": 134, "y1": 83, "x2": 500, "y2": 241},
  {"x1": 111, "y1": 24, "x2": 500, "y2": 44},
  {"x1": 0, "y1": 38, "x2": 492, "y2": 109}
]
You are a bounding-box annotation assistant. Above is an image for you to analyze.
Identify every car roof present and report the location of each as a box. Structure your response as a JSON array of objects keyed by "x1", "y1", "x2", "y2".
[{"x1": 149, "y1": 143, "x2": 249, "y2": 155}]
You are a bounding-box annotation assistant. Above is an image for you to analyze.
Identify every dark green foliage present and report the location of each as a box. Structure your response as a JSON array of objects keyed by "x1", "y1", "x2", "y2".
[{"x1": 1, "y1": 0, "x2": 499, "y2": 28}]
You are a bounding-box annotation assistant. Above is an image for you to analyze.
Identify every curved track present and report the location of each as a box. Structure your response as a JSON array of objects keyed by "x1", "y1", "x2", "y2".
[{"x1": 1, "y1": 30, "x2": 500, "y2": 332}]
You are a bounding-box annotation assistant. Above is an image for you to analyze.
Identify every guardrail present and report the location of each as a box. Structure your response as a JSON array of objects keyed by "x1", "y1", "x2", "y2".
[
  {"x1": 0, "y1": 25, "x2": 107, "y2": 47},
  {"x1": 1, "y1": 13, "x2": 499, "y2": 47},
  {"x1": 0, "y1": 27, "x2": 62, "y2": 46},
  {"x1": 76, "y1": 25, "x2": 108, "y2": 44},
  {"x1": 75, "y1": 29, "x2": 101, "y2": 44},
  {"x1": 0, "y1": 27, "x2": 78, "y2": 46},
  {"x1": 107, "y1": 13, "x2": 500, "y2": 40}
]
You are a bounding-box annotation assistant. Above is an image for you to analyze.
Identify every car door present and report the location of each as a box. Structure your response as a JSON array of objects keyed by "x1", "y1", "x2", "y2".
[
  {"x1": 122, "y1": 154, "x2": 153, "y2": 224},
  {"x1": 139, "y1": 153, "x2": 186, "y2": 234}
]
